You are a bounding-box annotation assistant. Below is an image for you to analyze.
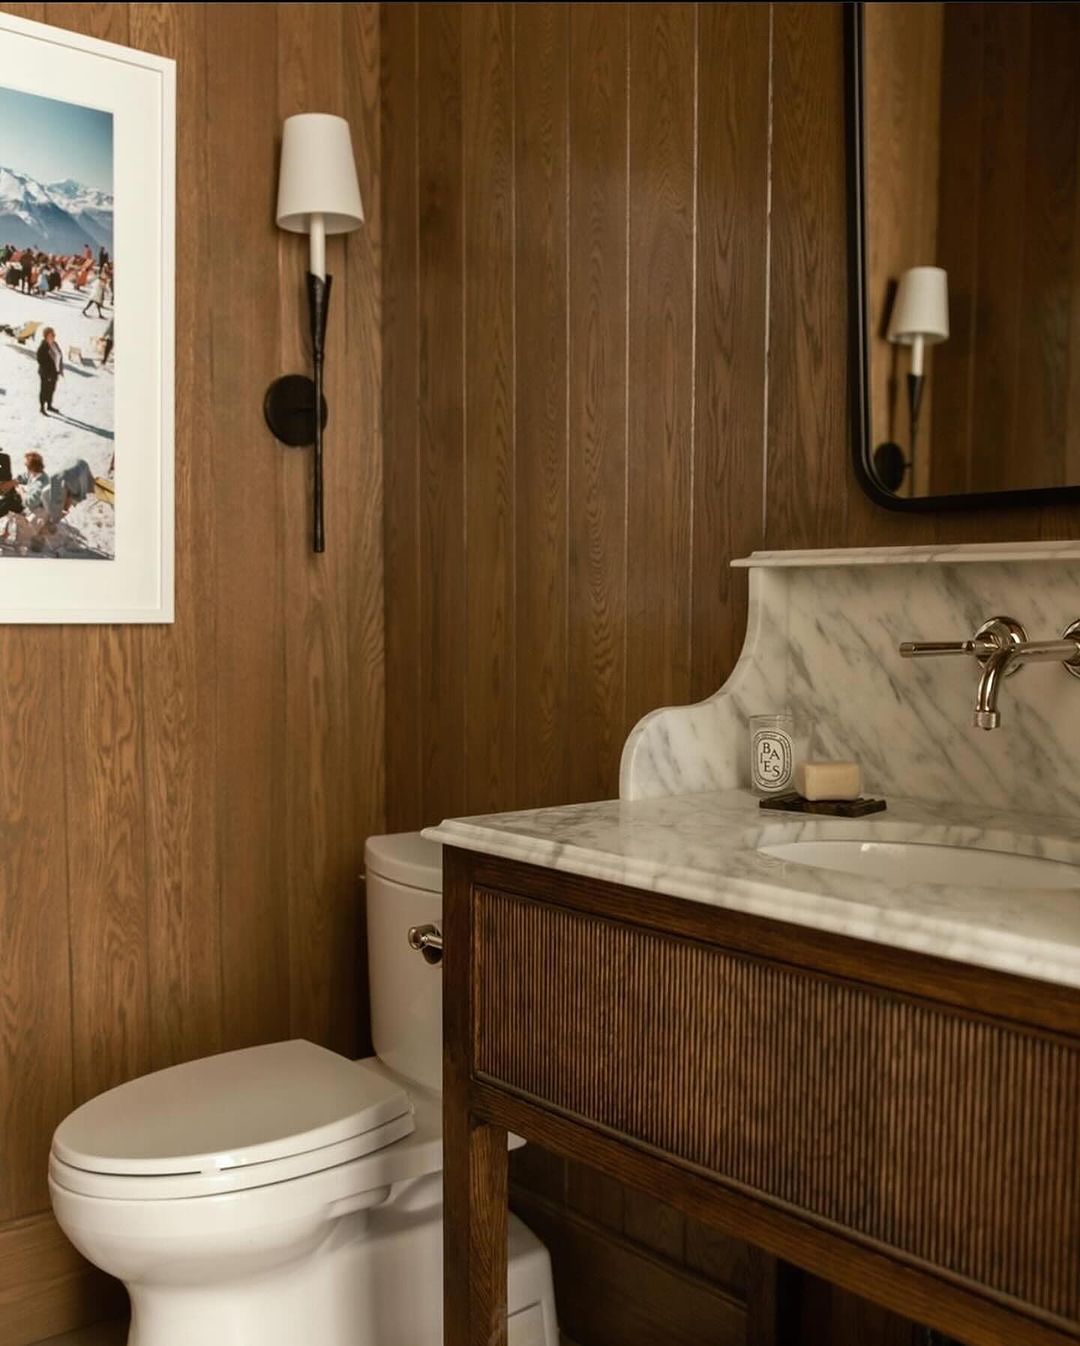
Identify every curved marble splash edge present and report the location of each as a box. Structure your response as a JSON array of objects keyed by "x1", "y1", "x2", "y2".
[{"x1": 619, "y1": 540, "x2": 1080, "y2": 818}]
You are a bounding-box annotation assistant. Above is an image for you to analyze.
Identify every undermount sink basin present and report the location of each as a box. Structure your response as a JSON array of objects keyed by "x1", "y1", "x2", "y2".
[{"x1": 757, "y1": 838, "x2": 1080, "y2": 889}]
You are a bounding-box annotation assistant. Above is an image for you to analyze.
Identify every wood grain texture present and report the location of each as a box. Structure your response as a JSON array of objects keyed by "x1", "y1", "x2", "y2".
[
  {"x1": 512, "y1": 1189, "x2": 746, "y2": 1346},
  {"x1": 565, "y1": 0, "x2": 628, "y2": 805},
  {"x1": 624, "y1": 2, "x2": 696, "y2": 730},
  {"x1": 513, "y1": 2, "x2": 568, "y2": 812},
  {"x1": 463, "y1": 0, "x2": 515, "y2": 815},
  {"x1": 380, "y1": 0, "x2": 422, "y2": 834},
  {"x1": 0, "y1": 1214, "x2": 123, "y2": 1346},
  {"x1": 0, "y1": 4, "x2": 384, "y2": 1339},
  {"x1": 690, "y1": 1, "x2": 768, "y2": 698},
  {"x1": 475, "y1": 885, "x2": 1080, "y2": 1327},
  {"x1": 131, "y1": 0, "x2": 223, "y2": 1076}
]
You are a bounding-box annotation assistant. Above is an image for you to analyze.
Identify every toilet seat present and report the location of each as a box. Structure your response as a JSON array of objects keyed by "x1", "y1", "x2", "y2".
[{"x1": 50, "y1": 1041, "x2": 415, "y2": 1200}]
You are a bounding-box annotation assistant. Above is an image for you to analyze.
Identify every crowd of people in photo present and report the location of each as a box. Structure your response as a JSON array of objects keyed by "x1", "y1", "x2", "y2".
[
  {"x1": 0, "y1": 238, "x2": 113, "y2": 554},
  {"x1": 0, "y1": 239, "x2": 112, "y2": 302}
]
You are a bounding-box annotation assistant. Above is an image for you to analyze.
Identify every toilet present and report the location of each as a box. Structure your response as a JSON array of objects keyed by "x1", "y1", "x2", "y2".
[{"x1": 49, "y1": 832, "x2": 559, "y2": 1346}]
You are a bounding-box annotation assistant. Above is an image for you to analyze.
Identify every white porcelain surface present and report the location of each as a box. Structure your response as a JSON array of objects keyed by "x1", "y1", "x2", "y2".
[
  {"x1": 425, "y1": 789, "x2": 1080, "y2": 988},
  {"x1": 757, "y1": 837, "x2": 1080, "y2": 889},
  {"x1": 50, "y1": 834, "x2": 558, "y2": 1346},
  {"x1": 620, "y1": 542, "x2": 1080, "y2": 816},
  {"x1": 365, "y1": 836, "x2": 444, "y2": 1093}
]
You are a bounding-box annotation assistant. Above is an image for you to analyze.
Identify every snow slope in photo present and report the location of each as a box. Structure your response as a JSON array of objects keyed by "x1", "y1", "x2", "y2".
[{"x1": 0, "y1": 277, "x2": 114, "y2": 558}]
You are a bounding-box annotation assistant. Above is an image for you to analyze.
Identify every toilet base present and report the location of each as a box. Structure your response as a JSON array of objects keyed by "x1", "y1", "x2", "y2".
[{"x1": 115, "y1": 1177, "x2": 557, "y2": 1346}]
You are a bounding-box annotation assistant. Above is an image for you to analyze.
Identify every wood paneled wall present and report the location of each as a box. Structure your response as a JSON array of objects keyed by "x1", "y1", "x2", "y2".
[
  {"x1": 381, "y1": 4, "x2": 1080, "y2": 1344},
  {"x1": 930, "y1": 1, "x2": 1080, "y2": 495},
  {"x1": 0, "y1": 5, "x2": 382, "y2": 1342}
]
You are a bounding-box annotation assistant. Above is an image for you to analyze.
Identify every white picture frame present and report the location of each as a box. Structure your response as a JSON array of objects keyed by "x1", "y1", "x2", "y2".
[{"x1": 0, "y1": 13, "x2": 174, "y2": 622}]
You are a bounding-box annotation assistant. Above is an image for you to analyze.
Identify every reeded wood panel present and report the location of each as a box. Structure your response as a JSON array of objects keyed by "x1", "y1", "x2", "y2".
[{"x1": 475, "y1": 888, "x2": 1080, "y2": 1328}]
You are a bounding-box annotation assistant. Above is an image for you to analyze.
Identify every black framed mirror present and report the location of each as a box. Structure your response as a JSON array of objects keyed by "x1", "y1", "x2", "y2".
[{"x1": 846, "y1": 2, "x2": 1080, "y2": 511}]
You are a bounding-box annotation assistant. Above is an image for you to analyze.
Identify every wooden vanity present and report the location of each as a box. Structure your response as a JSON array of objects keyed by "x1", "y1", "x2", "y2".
[{"x1": 442, "y1": 845, "x2": 1080, "y2": 1346}]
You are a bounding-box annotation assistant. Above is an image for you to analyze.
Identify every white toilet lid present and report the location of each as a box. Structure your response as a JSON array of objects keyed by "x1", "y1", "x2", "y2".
[{"x1": 52, "y1": 1040, "x2": 413, "y2": 1176}]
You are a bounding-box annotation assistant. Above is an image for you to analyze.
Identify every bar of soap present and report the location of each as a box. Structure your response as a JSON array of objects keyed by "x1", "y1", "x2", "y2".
[{"x1": 794, "y1": 760, "x2": 862, "y2": 802}]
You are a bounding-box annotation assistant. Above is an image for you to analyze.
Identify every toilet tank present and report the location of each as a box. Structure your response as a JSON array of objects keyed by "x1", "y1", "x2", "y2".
[{"x1": 364, "y1": 832, "x2": 443, "y2": 1093}]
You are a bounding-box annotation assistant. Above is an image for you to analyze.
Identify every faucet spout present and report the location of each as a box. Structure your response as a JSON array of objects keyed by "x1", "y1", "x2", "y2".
[
  {"x1": 972, "y1": 643, "x2": 1016, "y2": 729},
  {"x1": 972, "y1": 638, "x2": 1080, "y2": 730}
]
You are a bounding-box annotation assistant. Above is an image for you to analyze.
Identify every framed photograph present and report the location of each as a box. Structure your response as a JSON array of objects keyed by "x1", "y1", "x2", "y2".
[{"x1": 0, "y1": 13, "x2": 174, "y2": 622}]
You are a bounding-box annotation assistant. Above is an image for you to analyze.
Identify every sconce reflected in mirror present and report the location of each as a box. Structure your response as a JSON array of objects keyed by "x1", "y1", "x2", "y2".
[
  {"x1": 264, "y1": 113, "x2": 364, "y2": 553},
  {"x1": 876, "y1": 266, "x2": 949, "y2": 490}
]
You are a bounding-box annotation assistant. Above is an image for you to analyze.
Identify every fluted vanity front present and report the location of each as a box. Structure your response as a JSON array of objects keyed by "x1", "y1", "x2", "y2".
[{"x1": 431, "y1": 543, "x2": 1080, "y2": 1346}]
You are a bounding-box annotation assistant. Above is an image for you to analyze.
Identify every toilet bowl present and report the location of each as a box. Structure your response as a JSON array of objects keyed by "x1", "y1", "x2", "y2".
[{"x1": 49, "y1": 833, "x2": 559, "y2": 1346}]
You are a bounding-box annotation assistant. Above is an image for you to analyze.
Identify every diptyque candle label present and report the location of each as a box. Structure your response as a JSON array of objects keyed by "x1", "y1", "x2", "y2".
[{"x1": 752, "y1": 728, "x2": 794, "y2": 793}]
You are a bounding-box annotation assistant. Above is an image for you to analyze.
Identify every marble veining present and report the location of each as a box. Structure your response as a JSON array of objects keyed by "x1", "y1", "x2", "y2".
[
  {"x1": 424, "y1": 789, "x2": 1080, "y2": 989},
  {"x1": 621, "y1": 543, "x2": 1080, "y2": 816}
]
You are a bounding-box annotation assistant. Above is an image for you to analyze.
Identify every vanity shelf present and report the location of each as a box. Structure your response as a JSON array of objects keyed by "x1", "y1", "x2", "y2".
[{"x1": 443, "y1": 847, "x2": 1080, "y2": 1346}]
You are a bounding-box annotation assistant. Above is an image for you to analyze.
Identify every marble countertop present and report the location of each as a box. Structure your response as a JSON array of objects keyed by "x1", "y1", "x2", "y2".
[{"x1": 424, "y1": 790, "x2": 1080, "y2": 990}]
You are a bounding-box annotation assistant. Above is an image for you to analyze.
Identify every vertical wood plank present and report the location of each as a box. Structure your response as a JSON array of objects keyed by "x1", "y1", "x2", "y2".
[
  {"x1": 566, "y1": 1, "x2": 628, "y2": 804},
  {"x1": 205, "y1": 1, "x2": 289, "y2": 1050},
  {"x1": 690, "y1": 2, "x2": 769, "y2": 701},
  {"x1": 1016, "y1": 2, "x2": 1080, "y2": 490},
  {"x1": 443, "y1": 849, "x2": 509, "y2": 1346},
  {"x1": 0, "y1": 629, "x2": 72, "y2": 1217},
  {"x1": 0, "y1": 0, "x2": 69, "y2": 1203},
  {"x1": 130, "y1": 0, "x2": 223, "y2": 1074},
  {"x1": 970, "y1": 3, "x2": 1031, "y2": 495},
  {"x1": 463, "y1": 1, "x2": 515, "y2": 815},
  {"x1": 513, "y1": 3, "x2": 568, "y2": 810},
  {"x1": 766, "y1": 2, "x2": 851, "y2": 551},
  {"x1": 343, "y1": 0, "x2": 386, "y2": 1058},
  {"x1": 929, "y1": 2, "x2": 984, "y2": 498},
  {"x1": 624, "y1": 1, "x2": 696, "y2": 730},
  {"x1": 417, "y1": 0, "x2": 466, "y2": 826},
  {"x1": 380, "y1": 1, "x2": 422, "y2": 833},
  {"x1": 277, "y1": 1, "x2": 364, "y2": 1058},
  {"x1": 45, "y1": 1, "x2": 151, "y2": 1107}
]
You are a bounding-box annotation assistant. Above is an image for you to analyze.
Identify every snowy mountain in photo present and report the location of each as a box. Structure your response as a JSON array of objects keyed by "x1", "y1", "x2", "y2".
[{"x1": 0, "y1": 166, "x2": 113, "y2": 253}]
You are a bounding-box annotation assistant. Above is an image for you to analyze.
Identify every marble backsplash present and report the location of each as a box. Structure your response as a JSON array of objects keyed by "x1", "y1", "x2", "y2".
[{"x1": 620, "y1": 541, "x2": 1080, "y2": 817}]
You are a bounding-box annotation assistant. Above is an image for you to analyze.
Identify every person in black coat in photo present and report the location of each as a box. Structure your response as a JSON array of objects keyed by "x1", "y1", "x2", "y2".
[{"x1": 36, "y1": 326, "x2": 63, "y2": 414}]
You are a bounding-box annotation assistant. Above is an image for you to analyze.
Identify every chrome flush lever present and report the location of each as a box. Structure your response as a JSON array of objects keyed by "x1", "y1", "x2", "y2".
[{"x1": 407, "y1": 923, "x2": 443, "y2": 966}]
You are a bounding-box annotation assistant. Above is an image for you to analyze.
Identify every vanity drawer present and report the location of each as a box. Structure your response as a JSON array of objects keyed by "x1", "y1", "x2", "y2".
[{"x1": 473, "y1": 885, "x2": 1080, "y2": 1330}]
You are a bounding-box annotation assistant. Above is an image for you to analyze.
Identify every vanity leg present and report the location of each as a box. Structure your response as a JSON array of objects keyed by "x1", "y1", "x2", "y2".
[
  {"x1": 443, "y1": 1114, "x2": 509, "y2": 1346},
  {"x1": 746, "y1": 1249, "x2": 804, "y2": 1346}
]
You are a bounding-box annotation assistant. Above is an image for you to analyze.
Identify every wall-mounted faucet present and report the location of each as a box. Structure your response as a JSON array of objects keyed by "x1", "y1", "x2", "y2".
[{"x1": 899, "y1": 615, "x2": 1080, "y2": 730}]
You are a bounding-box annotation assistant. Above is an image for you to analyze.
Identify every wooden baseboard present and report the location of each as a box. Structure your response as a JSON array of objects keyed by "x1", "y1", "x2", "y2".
[
  {"x1": 0, "y1": 1213, "x2": 124, "y2": 1346},
  {"x1": 511, "y1": 1186, "x2": 746, "y2": 1346}
]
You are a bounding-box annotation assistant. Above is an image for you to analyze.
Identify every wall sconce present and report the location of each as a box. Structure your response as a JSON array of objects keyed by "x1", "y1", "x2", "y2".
[
  {"x1": 886, "y1": 265, "x2": 949, "y2": 469},
  {"x1": 264, "y1": 113, "x2": 364, "y2": 553}
]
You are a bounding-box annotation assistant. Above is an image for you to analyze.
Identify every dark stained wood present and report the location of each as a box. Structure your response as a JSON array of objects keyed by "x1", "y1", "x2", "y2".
[
  {"x1": 463, "y1": 0, "x2": 515, "y2": 815},
  {"x1": 565, "y1": 0, "x2": 628, "y2": 805},
  {"x1": 343, "y1": 0, "x2": 386, "y2": 1059},
  {"x1": 745, "y1": 1250, "x2": 804, "y2": 1346},
  {"x1": 380, "y1": 0, "x2": 422, "y2": 835},
  {"x1": 443, "y1": 843, "x2": 508, "y2": 1346},
  {"x1": 766, "y1": 2, "x2": 851, "y2": 550},
  {"x1": 0, "y1": 1213, "x2": 124, "y2": 1346},
  {"x1": 205, "y1": 2, "x2": 289, "y2": 1051},
  {"x1": 928, "y1": 2, "x2": 984, "y2": 498},
  {"x1": 624, "y1": 2, "x2": 696, "y2": 730},
  {"x1": 512, "y1": 1188, "x2": 747, "y2": 1346},
  {"x1": 474, "y1": 885, "x2": 1080, "y2": 1325},
  {"x1": 691, "y1": 2, "x2": 769, "y2": 700},
  {"x1": 513, "y1": 2, "x2": 568, "y2": 812},
  {"x1": 445, "y1": 846, "x2": 1080, "y2": 1346}
]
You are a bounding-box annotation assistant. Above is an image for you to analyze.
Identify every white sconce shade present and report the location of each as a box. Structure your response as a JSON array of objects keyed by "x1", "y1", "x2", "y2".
[
  {"x1": 276, "y1": 113, "x2": 364, "y2": 235},
  {"x1": 887, "y1": 266, "x2": 949, "y2": 346}
]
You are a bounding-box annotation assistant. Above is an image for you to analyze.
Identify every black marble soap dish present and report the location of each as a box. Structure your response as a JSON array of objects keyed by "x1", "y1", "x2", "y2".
[{"x1": 758, "y1": 792, "x2": 887, "y2": 817}]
